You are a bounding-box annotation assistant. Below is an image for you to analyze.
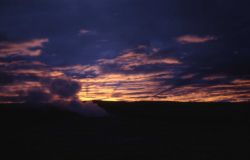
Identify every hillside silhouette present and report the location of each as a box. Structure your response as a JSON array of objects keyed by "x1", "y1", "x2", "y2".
[{"x1": 0, "y1": 102, "x2": 249, "y2": 159}]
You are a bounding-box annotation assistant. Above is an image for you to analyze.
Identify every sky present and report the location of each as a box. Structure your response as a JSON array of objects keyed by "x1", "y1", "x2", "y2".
[{"x1": 0, "y1": 0, "x2": 250, "y2": 103}]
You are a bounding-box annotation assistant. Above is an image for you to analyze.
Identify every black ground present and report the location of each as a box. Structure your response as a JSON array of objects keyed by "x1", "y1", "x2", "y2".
[{"x1": 0, "y1": 102, "x2": 249, "y2": 159}]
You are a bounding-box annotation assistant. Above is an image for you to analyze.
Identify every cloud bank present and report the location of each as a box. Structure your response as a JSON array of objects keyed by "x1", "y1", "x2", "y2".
[{"x1": 0, "y1": 39, "x2": 250, "y2": 103}]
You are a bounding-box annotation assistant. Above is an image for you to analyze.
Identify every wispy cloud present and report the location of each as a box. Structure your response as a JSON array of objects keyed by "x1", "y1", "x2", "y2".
[
  {"x1": 10, "y1": 69, "x2": 64, "y2": 78},
  {"x1": 0, "y1": 43, "x2": 249, "y2": 103},
  {"x1": 55, "y1": 65, "x2": 101, "y2": 77},
  {"x1": 176, "y1": 35, "x2": 217, "y2": 44},
  {"x1": 0, "y1": 69, "x2": 79, "y2": 103},
  {"x1": 54, "y1": 46, "x2": 250, "y2": 102},
  {"x1": 0, "y1": 38, "x2": 48, "y2": 57},
  {"x1": 79, "y1": 28, "x2": 90, "y2": 34},
  {"x1": 98, "y1": 51, "x2": 181, "y2": 71},
  {"x1": 77, "y1": 71, "x2": 173, "y2": 101},
  {"x1": 202, "y1": 75, "x2": 227, "y2": 81},
  {"x1": 78, "y1": 28, "x2": 98, "y2": 37}
]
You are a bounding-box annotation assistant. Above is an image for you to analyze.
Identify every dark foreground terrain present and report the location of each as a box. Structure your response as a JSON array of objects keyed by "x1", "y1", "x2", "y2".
[{"x1": 0, "y1": 102, "x2": 249, "y2": 159}]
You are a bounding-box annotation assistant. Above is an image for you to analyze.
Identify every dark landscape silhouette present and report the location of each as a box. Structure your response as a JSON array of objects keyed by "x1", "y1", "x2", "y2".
[{"x1": 1, "y1": 101, "x2": 249, "y2": 159}]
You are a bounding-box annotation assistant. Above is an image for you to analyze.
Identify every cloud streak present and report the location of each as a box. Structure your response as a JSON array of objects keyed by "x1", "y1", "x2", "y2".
[
  {"x1": 79, "y1": 28, "x2": 91, "y2": 35},
  {"x1": 176, "y1": 35, "x2": 217, "y2": 44},
  {"x1": 0, "y1": 38, "x2": 48, "y2": 57},
  {"x1": 98, "y1": 51, "x2": 181, "y2": 71}
]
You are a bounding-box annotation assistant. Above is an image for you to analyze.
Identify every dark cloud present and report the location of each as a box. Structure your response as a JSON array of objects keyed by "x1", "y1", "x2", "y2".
[
  {"x1": 24, "y1": 89, "x2": 52, "y2": 103},
  {"x1": 0, "y1": 71, "x2": 14, "y2": 85},
  {"x1": 49, "y1": 79, "x2": 81, "y2": 98}
]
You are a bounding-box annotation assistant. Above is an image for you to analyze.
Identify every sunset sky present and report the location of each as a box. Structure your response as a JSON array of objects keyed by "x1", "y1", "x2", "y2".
[{"x1": 0, "y1": 0, "x2": 250, "y2": 103}]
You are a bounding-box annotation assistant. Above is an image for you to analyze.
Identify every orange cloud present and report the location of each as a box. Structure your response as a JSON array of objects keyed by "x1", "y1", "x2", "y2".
[
  {"x1": 55, "y1": 65, "x2": 101, "y2": 76},
  {"x1": 202, "y1": 75, "x2": 227, "y2": 81},
  {"x1": 0, "y1": 59, "x2": 71, "y2": 103},
  {"x1": 0, "y1": 81, "x2": 44, "y2": 103},
  {"x1": 10, "y1": 69, "x2": 64, "y2": 78},
  {"x1": 76, "y1": 75, "x2": 250, "y2": 102},
  {"x1": 0, "y1": 60, "x2": 47, "y2": 67},
  {"x1": 0, "y1": 38, "x2": 48, "y2": 57},
  {"x1": 77, "y1": 72, "x2": 172, "y2": 101},
  {"x1": 98, "y1": 51, "x2": 181, "y2": 71},
  {"x1": 52, "y1": 47, "x2": 250, "y2": 102},
  {"x1": 1, "y1": 43, "x2": 249, "y2": 103},
  {"x1": 176, "y1": 35, "x2": 217, "y2": 44}
]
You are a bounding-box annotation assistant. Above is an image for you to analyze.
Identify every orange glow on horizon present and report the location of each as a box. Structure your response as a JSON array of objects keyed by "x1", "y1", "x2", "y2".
[{"x1": 75, "y1": 73, "x2": 250, "y2": 102}]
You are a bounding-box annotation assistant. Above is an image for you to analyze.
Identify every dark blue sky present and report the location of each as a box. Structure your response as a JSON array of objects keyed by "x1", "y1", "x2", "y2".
[{"x1": 0, "y1": 0, "x2": 250, "y2": 102}]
